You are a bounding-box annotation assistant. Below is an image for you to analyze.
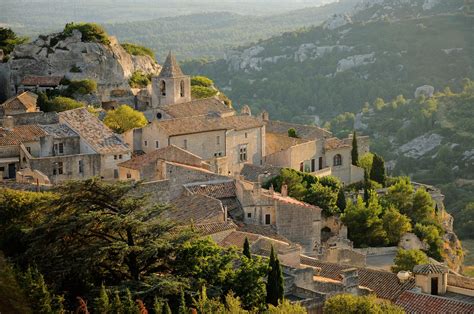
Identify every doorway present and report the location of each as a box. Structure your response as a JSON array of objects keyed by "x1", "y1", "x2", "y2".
[
  {"x1": 8, "y1": 163, "x2": 16, "y2": 179},
  {"x1": 431, "y1": 277, "x2": 439, "y2": 295},
  {"x1": 318, "y1": 157, "x2": 323, "y2": 170}
]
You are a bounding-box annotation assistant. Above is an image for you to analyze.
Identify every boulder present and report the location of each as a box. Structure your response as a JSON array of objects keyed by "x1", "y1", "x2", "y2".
[{"x1": 414, "y1": 85, "x2": 434, "y2": 98}]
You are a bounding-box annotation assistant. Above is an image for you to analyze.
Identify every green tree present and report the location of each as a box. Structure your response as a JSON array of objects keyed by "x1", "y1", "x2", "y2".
[
  {"x1": 411, "y1": 188, "x2": 436, "y2": 224},
  {"x1": 111, "y1": 291, "x2": 124, "y2": 313},
  {"x1": 20, "y1": 267, "x2": 53, "y2": 313},
  {"x1": 104, "y1": 105, "x2": 148, "y2": 133},
  {"x1": 243, "y1": 237, "x2": 251, "y2": 259},
  {"x1": 324, "y1": 294, "x2": 404, "y2": 314},
  {"x1": 363, "y1": 170, "x2": 370, "y2": 205},
  {"x1": 267, "y1": 299, "x2": 306, "y2": 313},
  {"x1": 370, "y1": 153, "x2": 386, "y2": 186},
  {"x1": 382, "y1": 207, "x2": 412, "y2": 245},
  {"x1": 304, "y1": 182, "x2": 339, "y2": 216},
  {"x1": 121, "y1": 43, "x2": 155, "y2": 58},
  {"x1": 287, "y1": 128, "x2": 298, "y2": 138},
  {"x1": 123, "y1": 289, "x2": 137, "y2": 314},
  {"x1": 266, "y1": 246, "x2": 284, "y2": 307},
  {"x1": 358, "y1": 153, "x2": 374, "y2": 174},
  {"x1": 43, "y1": 96, "x2": 85, "y2": 112},
  {"x1": 163, "y1": 302, "x2": 172, "y2": 314},
  {"x1": 0, "y1": 27, "x2": 28, "y2": 58},
  {"x1": 63, "y1": 23, "x2": 110, "y2": 44},
  {"x1": 351, "y1": 131, "x2": 359, "y2": 166},
  {"x1": 64, "y1": 79, "x2": 97, "y2": 96},
  {"x1": 191, "y1": 76, "x2": 214, "y2": 87},
  {"x1": 191, "y1": 85, "x2": 218, "y2": 99},
  {"x1": 129, "y1": 70, "x2": 152, "y2": 88},
  {"x1": 392, "y1": 249, "x2": 429, "y2": 272},
  {"x1": 95, "y1": 284, "x2": 111, "y2": 314},
  {"x1": 385, "y1": 177, "x2": 414, "y2": 214},
  {"x1": 414, "y1": 223, "x2": 444, "y2": 260},
  {"x1": 233, "y1": 256, "x2": 268, "y2": 310},
  {"x1": 178, "y1": 289, "x2": 187, "y2": 314},
  {"x1": 336, "y1": 188, "x2": 347, "y2": 212}
]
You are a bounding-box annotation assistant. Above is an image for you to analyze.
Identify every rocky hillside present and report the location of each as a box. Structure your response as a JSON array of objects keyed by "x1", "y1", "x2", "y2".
[
  {"x1": 5, "y1": 28, "x2": 160, "y2": 105},
  {"x1": 183, "y1": 0, "x2": 471, "y2": 122}
]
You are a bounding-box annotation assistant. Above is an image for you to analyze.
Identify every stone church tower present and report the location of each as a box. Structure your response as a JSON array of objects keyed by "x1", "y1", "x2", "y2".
[{"x1": 151, "y1": 52, "x2": 191, "y2": 108}]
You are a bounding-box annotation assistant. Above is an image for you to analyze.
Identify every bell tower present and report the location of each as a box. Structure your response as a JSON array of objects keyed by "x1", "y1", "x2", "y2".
[{"x1": 151, "y1": 51, "x2": 191, "y2": 108}]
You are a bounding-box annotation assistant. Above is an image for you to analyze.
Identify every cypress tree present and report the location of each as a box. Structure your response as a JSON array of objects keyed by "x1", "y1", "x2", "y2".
[
  {"x1": 178, "y1": 289, "x2": 187, "y2": 314},
  {"x1": 111, "y1": 291, "x2": 124, "y2": 314},
  {"x1": 336, "y1": 188, "x2": 346, "y2": 212},
  {"x1": 163, "y1": 302, "x2": 172, "y2": 314},
  {"x1": 95, "y1": 283, "x2": 111, "y2": 314},
  {"x1": 351, "y1": 130, "x2": 359, "y2": 166},
  {"x1": 363, "y1": 170, "x2": 370, "y2": 205},
  {"x1": 371, "y1": 153, "x2": 386, "y2": 186},
  {"x1": 243, "y1": 237, "x2": 251, "y2": 259},
  {"x1": 123, "y1": 289, "x2": 136, "y2": 314},
  {"x1": 266, "y1": 246, "x2": 277, "y2": 306},
  {"x1": 274, "y1": 258, "x2": 284, "y2": 304},
  {"x1": 153, "y1": 297, "x2": 162, "y2": 314}
]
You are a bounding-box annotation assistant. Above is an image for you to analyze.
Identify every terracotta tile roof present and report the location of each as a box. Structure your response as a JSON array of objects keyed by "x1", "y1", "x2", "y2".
[
  {"x1": 413, "y1": 264, "x2": 449, "y2": 275},
  {"x1": 0, "y1": 125, "x2": 46, "y2": 146},
  {"x1": 218, "y1": 231, "x2": 260, "y2": 248},
  {"x1": 185, "y1": 180, "x2": 236, "y2": 199},
  {"x1": 155, "y1": 114, "x2": 264, "y2": 137},
  {"x1": 118, "y1": 145, "x2": 204, "y2": 170},
  {"x1": 193, "y1": 220, "x2": 237, "y2": 236},
  {"x1": 300, "y1": 256, "x2": 416, "y2": 301},
  {"x1": 1, "y1": 92, "x2": 37, "y2": 112},
  {"x1": 20, "y1": 75, "x2": 63, "y2": 87},
  {"x1": 324, "y1": 137, "x2": 350, "y2": 151},
  {"x1": 162, "y1": 97, "x2": 234, "y2": 119},
  {"x1": 167, "y1": 194, "x2": 224, "y2": 224},
  {"x1": 236, "y1": 223, "x2": 292, "y2": 243},
  {"x1": 265, "y1": 120, "x2": 332, "y2": 140},
  {"x1": 395, "y1": 291, "x2": 474, "y2": 314},
  {"x1": 158, "y1": 52, "x2": 184, "y2": 78},
  {"x1": 240, "y1": 164, "x2": 282, "y2": 182},
  {"x1": 263, "y1": 190, "x2": 321, "y2": 211},
  {"x1": 59, "y1": 108, "x2": 129, "y2": 154}
]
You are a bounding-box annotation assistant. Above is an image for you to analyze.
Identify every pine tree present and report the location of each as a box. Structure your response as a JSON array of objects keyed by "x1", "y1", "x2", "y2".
[
  {"x1": 123, "y1": 289, "x2": 137, "y2": 314},
  {"x1": 178, "y1": 289, "x2": 187, "y2": 314},
  {"x1": 351, "y1": 130, "x2": 359, "y2": 166},
  {"x1": 243, "y1": 237, "x2": 251, "y2": 259},
  {"x1": 22, "y1": 267, "x2": 53, "y2": 314},
  {"x1": 163, "y1": 302, "x2": 172, "y2": 314},
  {"x1": 370, "y1": 153, "x2": 386, "y2": 186},
  {"x1": 95, "y1": 283, "x2": 111, "y2": 314}
]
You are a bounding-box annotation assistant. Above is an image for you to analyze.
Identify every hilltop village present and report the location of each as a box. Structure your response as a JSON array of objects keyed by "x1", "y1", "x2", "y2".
[{"x1": 0, "y1": 28, "x2": 473, "y2": 313}]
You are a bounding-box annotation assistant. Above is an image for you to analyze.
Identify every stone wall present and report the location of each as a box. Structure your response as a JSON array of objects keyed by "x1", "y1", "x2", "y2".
[
  {"x1": 323, "y1": 247, "x2": 366, "y2": 267},
  {"x1": 448, "y1": 274, "x2": 474, "y2": 290},
  {"x1": 353, "y1": 246, "x2": 398, "y2": 256},
  {"x1": 133, "y1": 179, "x2": 171, "y2": 204},
  {"x1": 1, "y1": 111, "x2": 59, "y2": 126}
]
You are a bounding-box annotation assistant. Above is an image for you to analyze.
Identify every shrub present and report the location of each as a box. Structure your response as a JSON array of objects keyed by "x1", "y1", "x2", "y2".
[
  {"x1": 392, "y1": 249, "x2": 429, "y2": 272},
  {"x1": 63, "y1": 22, "x2": 110, "y2": 45},
  {"x1": 191, "y1": 76, "x2": 213, "y2": 87},
  {"x1": 128, "y1": 71, "x2": 151, "y2": 88},
  {"x1": 64, "y1": 79, "x2": 97, "y2": 96},
  {"x1": 104, "y1": 105, "x2": 148, "y2": 133},
  {"x1": 121, "y1": 43, "x2": 155, "y2": 59},
  {"x1": 191, "y1": 85, "x2": 218, "y2": 99},
  {"x1": 324, "y1": 294, "x2": 404, "y2": 314},
  {"x1": 44, "y1": 96, "x2": 85, "y2": 112}
]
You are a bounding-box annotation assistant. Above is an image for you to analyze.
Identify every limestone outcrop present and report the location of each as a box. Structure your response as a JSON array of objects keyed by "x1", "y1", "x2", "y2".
[{"x1": 7, "y1": 29, "x2": 161, "y2": 104}]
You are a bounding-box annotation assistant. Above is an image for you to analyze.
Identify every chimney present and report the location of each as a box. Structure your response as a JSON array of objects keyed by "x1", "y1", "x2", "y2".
[
  {"x1": 341, "y1": 268, "x2": 359, "y2": 292},
  {"x1": 3, "y1": 116, "x2": 14, "y2": 129},
  {"x1": 281, "y1": 184, "x2": 288, "y2": 197},
  {"x1": 260, "y1": 110, "x2": 269, "y2": 121}
]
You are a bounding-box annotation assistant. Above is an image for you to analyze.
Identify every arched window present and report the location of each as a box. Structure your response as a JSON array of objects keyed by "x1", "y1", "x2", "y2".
[
  {"x1": 160, "y1": 80, "x2": 166, "y2": 96},
  {"x1": 156, "y1": 112, "x2": 162, "y2": 119},
  {"x1": 180, "y1": 80, "x2": 185, "y2": 97},
  {"x1": 333, "y1": 154, "x2": 342, "y2": 166}
]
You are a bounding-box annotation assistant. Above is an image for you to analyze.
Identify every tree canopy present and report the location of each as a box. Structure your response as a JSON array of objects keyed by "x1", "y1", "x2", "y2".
[
  {"x1": 0, "y1": 27, "x2": 28, "y2": 59},
  {"x1": 392, "y1": 249, "x2": 429, "y2": 273},
  {"x1": 324, "y1": 294, "x2": 404, "y2": 314},
  {"x1": 104, "y1": 104, "x2": 148, "y2": 133}
]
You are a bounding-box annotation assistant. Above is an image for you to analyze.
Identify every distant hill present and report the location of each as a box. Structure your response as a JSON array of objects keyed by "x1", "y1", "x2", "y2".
[{"x1": 182, "y1": 0, "x2": 472, "y2": 122}]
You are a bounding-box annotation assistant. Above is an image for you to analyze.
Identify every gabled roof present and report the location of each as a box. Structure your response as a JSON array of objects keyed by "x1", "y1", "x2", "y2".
[
  {"x1": 300, "y1": 256, "x2": 416, "y2": 301},
  {"x1": 155, "y1": 114, "x2": 264, "y2": 137},
  {"x1": 59, "y1": 108, "x2": 129, "y2": 154},
  {"x1": 193, "y1": 220, "x2": 237, "y2": 236},
  {"x1": 324, "y1": 137, "x2": 350, "y2": 151},
  {"x1": 413, "y1": 264, "x2": 448, "y2": 275},
  {"x1": 162, "y1": 97, "x2": 234, "y2": 119},
  {"x1": 265, "y1": 120, "x2": 332, "y2": 140},
  {"x1": 167, "y1": 194, "x2": 224, "y2": 224},
  {"x1": 395, "y1": 291, "x2": 474, "y2": 314},
  {"x1": 0, "y1": 125, "x2": 46, "y2": 146},
  {"x1": 118, "y1": 145, "x2": 205, "y2": 170},
  {"x1": 20, "y1": 75, "x2": 62, "y2": 87},
  {"x1": 240, "y1": 164, "x2": 282, "y2": 182},
  {"x1": 158, "y1": 52, "x2": 184, "y2": 78},
  {"x1": 1, "y1": 92, "x2": 38, "y2": 112},
  {"x1": 185, "y1": 180, "x2": 236, "y2": 199},
  {"x1": 39, "y1": 124, "x2": 78, "y2": 138}
]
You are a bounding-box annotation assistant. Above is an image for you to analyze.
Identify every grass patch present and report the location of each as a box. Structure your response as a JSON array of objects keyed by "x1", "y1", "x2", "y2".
[{"x1": 121, "y1": 43, "x2": 155, "y2": 59}]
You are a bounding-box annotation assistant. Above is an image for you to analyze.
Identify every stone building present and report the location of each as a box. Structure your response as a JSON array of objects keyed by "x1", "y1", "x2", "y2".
[{"x1": 0, "y1": 91, "x2": 39, "y2": 116}]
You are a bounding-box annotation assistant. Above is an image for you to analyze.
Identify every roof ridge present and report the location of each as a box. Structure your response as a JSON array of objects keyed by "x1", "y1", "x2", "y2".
[{"x1": 158, "y1": 51, "x2": 184, "y2": 78}]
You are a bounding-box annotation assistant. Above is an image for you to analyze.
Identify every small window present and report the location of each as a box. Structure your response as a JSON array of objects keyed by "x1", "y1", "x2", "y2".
[
  {"x1": 333, "y1": 154, "x2": 342, "y2": 166},
  {"x1": 78, "y1": 160, "x2": 83, "y2": 173},
  {"x1": 119, "y1": 154, "x2": 122, "y2": 159},
  {"x1": 183, "y1": 139, "x2": 188, "y2": 150},
  {"x1": 160, "y1": 80, "x2": 166, "y2": 96},
  {"x1": 26, "y1": 146, "x2": 31, "y2": 154},
  {"x1": 180, "y1": 80, "x2": 185, "y2": 97},
  {"x1": 0, "y1": 167, "x2": 4, "y2": 172},
  {"x1": 58, "y1": 143, "x2": 64, "y2": 154},
  {"x1": 239, "y1": 144, "x2": 247, "y2": 162},
  {"x1": 157, "y1": 112, "x2": 162, "y2": 119},
  {"x1": 144, "y1": 140, "x2": 148, "y2": 147},
  {"x1": 127, "y1": 173, "x2": 131, "y2": 179},
  {"x1": 57, "y1": 162, "x2": 63, "y2": 175},
  {"x1": 300, "y1": 162, "x2": 304, "y2": 172},
  {"x1": 247, "y1": 212, "x2": 252, "y2": 218},
  {"x1": 265, "y1": 214, "x2": 271, "y2": 225},
  {"x1": 114, "y1": 155, "x2": 117, "y2": 160},
  {"x1": 114, "y1": 169, "x2": 119, "y2": 179},
  {"x1": 311, "y1": 159, "x2": 315, "y2": 172},
  {"x1": 245, "y1": 132, "x2": 248, "y2": 138},
  {"x1": 155, "y1": 140, "x2": 159, "y2": 148},
  {"x1": 216, "y1": 136, "x2": 220, "y2": 145}
]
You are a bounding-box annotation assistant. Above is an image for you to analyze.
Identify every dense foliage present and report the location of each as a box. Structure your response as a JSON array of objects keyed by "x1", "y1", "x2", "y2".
[
  {"x1": 39, "y1": 96, "x2": 85, "y2": 112},
  {"x1": 0, "y1": 27, "x2": 28, "y2": 60},
  {"x1": 63, "y1": 22, "x2": 110, "y2": 45},
  {"x1": 392, "y1": 249, "x2": 429, "y2": 273},
  {"x1": 0, "y1": 180, "x2": 306, "y2": 312},
  {"x1": 63, "y1": 79, "x2": 97, "y2": 96},
  {"x1": 121, "y1": 42, "x2": 155, "y2": 58},
  {"x1": 104, "y1": 105, "x2": 148, "y2": 133},
  {"x1": 324, "y1": 294, "x2": 404, "y2": 314}
]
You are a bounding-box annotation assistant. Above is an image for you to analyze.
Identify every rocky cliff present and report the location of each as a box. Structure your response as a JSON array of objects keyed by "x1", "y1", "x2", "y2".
[{"x1": 6, "y1": 29, "x2": 160, "y2": 104}]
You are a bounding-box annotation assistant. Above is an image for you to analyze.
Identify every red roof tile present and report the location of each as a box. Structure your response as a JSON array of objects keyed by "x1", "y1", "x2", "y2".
[
  {"x1": 185, "y1": 180, "x2": 236, "y2": 199},
  {"x1": 20, "y1": 75, "x2": 63, "y2": 86},
  {"x1": 395, "y1": 291, "x2": 474, "y2": 314},
  {"x1": 0, "y1": 125, "x2": 46, "y2": 146}
]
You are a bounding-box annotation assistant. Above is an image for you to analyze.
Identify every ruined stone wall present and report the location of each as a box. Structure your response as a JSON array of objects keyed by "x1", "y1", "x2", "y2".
[
  {"x1": 3, "y1": 111, "x2": 59, "y2": 125},
  {"x1": 133, "y1": 179, "x2": 171, "y2": 204},
  {"x1": 448, "y1": 274, "x2": 474, "y2": 290}
]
